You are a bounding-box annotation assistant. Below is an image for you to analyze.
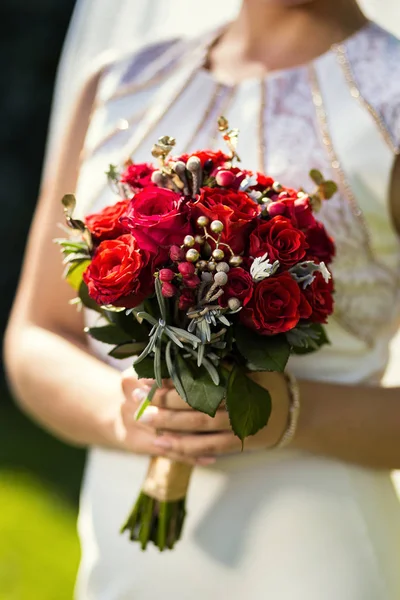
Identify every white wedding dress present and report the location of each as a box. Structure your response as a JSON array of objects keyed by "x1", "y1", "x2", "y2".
[{"x1": 74, "y1": 22, "x2": 400, "y2": 599}]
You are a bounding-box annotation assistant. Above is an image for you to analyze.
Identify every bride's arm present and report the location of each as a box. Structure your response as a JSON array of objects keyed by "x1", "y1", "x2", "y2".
[{"x1": 3, "y1": 61, "x2": 167, "y2": 457}]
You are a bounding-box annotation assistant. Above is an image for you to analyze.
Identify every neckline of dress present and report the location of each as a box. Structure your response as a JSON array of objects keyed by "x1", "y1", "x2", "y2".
[{"x1": 196, "y1": 20, "x2": 374, "y2": 88}]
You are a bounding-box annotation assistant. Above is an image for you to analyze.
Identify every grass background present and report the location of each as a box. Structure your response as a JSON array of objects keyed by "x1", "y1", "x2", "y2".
[{"x1": 0, "y1": 387, "x2": 85, "y2": 599}]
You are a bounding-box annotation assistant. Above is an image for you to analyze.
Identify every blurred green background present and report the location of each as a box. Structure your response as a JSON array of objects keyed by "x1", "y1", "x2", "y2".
[{"x1": 0, "y1": 1, "x2": 85, "y2": 597}]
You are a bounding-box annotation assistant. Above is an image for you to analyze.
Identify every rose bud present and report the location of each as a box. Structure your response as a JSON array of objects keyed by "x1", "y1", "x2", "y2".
[
  {"x1": 267, "y1": 201, "x2": 286, "y2": 217},
  {"x1": 162, "y1": 282, "x2": 177, "y2": 298},
  {"x1": 179, "y1": 289, "x2": 195, "y2": 311},
  {"x1": 159, "y1": 268, "x2": 175, "y2": 282},
  {"x1": 215, "y1": 169, "x2": 236, "y2": 187},
  {"x1": 178, "y1": 261, "x2": 196, "y2": 277},
  {"x1": 184, "y1": 275, "x2": 201, "y2": 289},
  {"x1": 169, "y1": 245, "x2": 185, "y2": 262}
]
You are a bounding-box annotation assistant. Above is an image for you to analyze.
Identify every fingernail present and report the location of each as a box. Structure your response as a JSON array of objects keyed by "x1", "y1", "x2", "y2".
[
  {"x1": 197, "y1": 457, "x2": 216, "y2": 466},
  {"x1": 153, "y1": 437, "x2": 173, "y2": 450},
  {"x1": 139, "y1": 406, "x2": 158, "y2": 423},
  {"x1": 132, "y1": 388, "x2": 149, "y2": 402}
]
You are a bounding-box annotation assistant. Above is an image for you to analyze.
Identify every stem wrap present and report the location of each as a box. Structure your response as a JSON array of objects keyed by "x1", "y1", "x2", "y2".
[{"x1": 142, "y1": 457, "x2": 193, "y2": 502}]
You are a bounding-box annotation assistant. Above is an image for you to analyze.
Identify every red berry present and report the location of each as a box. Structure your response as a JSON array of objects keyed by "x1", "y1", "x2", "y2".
[
  {"x1": 161, "y1": 282, "x2": 177, "y2": 298},
  {"x1": 169, "y1": 245, "x2": 185, "y2": 262},
  {"x1": 215, "y1": 169, "x2": 235, "y2": 187},
  {"x1": 178, "y1": 262, "x2": 196, "y2": 277},
  {"x1": 184, "y1": 275, "x2": 201, "y2": 289},
  {"x1": 159, "y1": 268, "x2": 175, "y2": 282},
  {"x1": 267, "y1": 201, "x2": 286, "y2": 217}
]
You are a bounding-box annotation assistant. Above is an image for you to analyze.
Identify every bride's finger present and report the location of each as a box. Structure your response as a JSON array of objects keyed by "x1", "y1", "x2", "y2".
[
  {"x1": 139, "y1": 406, "x2": 231, "y2": 432},
  {"x1": 154, "y1": 431, "x2": 242, "y2": 458}
]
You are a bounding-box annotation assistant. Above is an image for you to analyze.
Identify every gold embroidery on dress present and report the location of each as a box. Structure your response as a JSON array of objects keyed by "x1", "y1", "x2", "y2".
[
  {"x1": 182, "y1": 82, "x2": 225, "y2": 153},
  {"x1": 333, "y1": 44, "x2": 399, "y2": 156},
  {"x1": 309, "y1": 63, "x2": 399, "y2": 346}
]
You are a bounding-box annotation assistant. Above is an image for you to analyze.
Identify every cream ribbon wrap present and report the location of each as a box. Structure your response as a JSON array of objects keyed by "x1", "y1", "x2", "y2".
[{"x1": 142, "y1": 457, "x2": 193, "y2": 503}]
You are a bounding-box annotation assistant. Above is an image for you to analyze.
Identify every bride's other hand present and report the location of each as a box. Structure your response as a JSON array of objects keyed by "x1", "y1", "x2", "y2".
[{"x1": 120, "y1": 369, "x2": 290, "y2": 463}]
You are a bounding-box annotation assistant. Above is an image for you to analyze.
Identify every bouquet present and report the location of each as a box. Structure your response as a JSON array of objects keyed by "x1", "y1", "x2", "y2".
[{"x1": 57, "y1": 117, "x2": 336, "y2": 551}]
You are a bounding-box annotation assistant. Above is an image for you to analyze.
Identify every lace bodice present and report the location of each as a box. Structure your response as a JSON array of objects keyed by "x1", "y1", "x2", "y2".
[{"x1": 77, "y1": 21, "x2": 400, "y2": 383}]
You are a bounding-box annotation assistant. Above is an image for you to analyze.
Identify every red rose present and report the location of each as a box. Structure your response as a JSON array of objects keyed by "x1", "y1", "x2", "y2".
[
  {"x1": 255, "y1": 172, "x2": 274, "y2": 190},
  {"x1": 175, "y1": 150, "x2": 230, "y2": 169},
  {"x1": 302, "y1": 272, "x2": 334, "y2": 323},
  {"x1": 85, "y1": 199, "x2": 129, "y2": 242},
  {"x1": 120, "y1": 162, "x2": 155, "y2": 192},
  {"x1": 249, "y1": 216, "x2": 308, "y2": 268},
  {"x1": 268, "y1": 197, "x2": 316, "y2": 230},
  {"x1": 305, "y1": 222, "x2": 335, "y2": 265},
  {"x1": 121, "y1": 188, "x2": 191, "y2": 257},
  {"x1": 83, "y1": 234, "x2": 153, "y2": 308},
  {"x1": 193, "y1": 187, "x2": 260, "y2": 254},
  {"x1": 220, "y1": 268, "x2": 254, "y2": 307},
  {"x1": 240, "y1": 272, "x2": 302, "y2": 335}
]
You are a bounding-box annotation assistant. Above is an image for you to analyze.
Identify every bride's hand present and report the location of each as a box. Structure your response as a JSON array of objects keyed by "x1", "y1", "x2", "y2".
[
  {"x1": 119, "y1": 369, "x2": 216, "y2": 466},
  {"x1": 120, "y1": 369, "x2": 290, "y2": 464}
]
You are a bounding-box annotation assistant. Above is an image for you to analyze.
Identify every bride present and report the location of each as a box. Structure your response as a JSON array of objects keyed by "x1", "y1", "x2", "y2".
[{"x1": 5, "y1": 0, "x2": 400, "y2": 598}]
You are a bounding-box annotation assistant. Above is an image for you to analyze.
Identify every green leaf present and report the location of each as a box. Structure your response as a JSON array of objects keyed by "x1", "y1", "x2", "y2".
[
  {"x1": 108, "y1": 342, "x2": 147, "y2": 359},
  {"x1": 103, "y1": 309, "x2": 149, "y2": 341},
  {"x1": 85, "y1": 324, "x2": 131, "y2": 345},
  {"x1": 61, "y1": 194, "x2": 76, "y2": 217},
  {"x1": 66, "y1": 259, "x2": 90, "y2": 291},
  {"x1": 78, "y1": 280, "x2": 102, "y2": 313},
  {"x1": 309, "y1": 169, "x2": 324, "y2": 185},
  {"x1": 234, "y1": 324, "x2": 290, "y2": 372},
  {"x1": 320, "y1": 180, "x2": 338, "y2": 200},
  {"x1": 226, "y1": 365, "x2": 271, "y2": 442},
  {"x1": 134, "y1": 356, "x2": 169, "y2": 380},
  {"x1": 175, "y1": 354, "x2": 225, "y2": 417}
]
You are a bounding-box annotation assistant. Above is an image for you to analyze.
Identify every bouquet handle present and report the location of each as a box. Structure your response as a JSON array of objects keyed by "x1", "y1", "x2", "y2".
[{"x1": 121, "y1": 457, "x2": 193, "y2": 551}]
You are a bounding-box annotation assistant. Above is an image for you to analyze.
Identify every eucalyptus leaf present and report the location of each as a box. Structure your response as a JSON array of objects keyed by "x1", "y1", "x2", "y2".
[
  {"x1": 165, "y1": 342, "x2": 187, "y2": 402},
  {"x1": 133, "y1": 330, "x2": 159, "y2": 366},
  {"x1": 175, "y1": 354, "x2": 225, "y2": 417},
  {"x1": 168, "y1": 326, "x2": 201, "y2": 347},
  {"x1": 164, "y1": 327, "x2": 184, "y2": 348},
  {"x1": 289, "y1": 323, "x2": 330, "y2": 355},
  {"x1": 226, "y1": 365, "x2": 271, "y2": 443},
  {"x1": 234, "y1": 324, "x2": 290, "y2": 372},
  {"x1": 136, "y1": 312, "x2": 158, "y2": 326},
  {"x1": 155, "y1": 277, "x2": 167, "y2": 322},
  {"x1": 154, "y1": 338, "x2": 162, "y2": 387}
]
